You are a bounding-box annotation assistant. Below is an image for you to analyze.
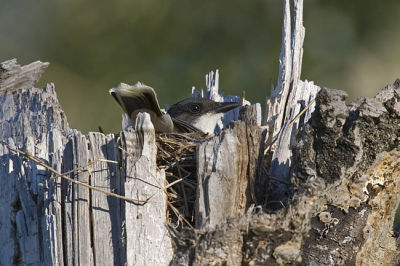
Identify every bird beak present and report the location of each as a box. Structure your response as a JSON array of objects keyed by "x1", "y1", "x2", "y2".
[{"x1": 214, "y1": 102, "x2": 241, "y2": 113}]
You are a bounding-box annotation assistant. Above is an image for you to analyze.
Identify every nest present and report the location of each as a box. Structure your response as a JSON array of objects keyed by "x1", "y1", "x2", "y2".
[{"x1": 156, "y1": 132, "x2": 211, "y2": 229}]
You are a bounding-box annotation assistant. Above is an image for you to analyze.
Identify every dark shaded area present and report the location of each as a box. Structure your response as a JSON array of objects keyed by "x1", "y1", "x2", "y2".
[
  {"x1": 101, "y1": 140, "x2": 124, "y2": 266},
  {"x1": 294, "y1": 81, "x2": 400, "y2": 184},
  {"x1": 156, "y1": 132, "x2": 210, "y2": 228},
  {"x1": 301, "y1": 204, "x2": 370, "y2": 265},
  {"x1": 241, "y1": 228, "x2": 293, "y2": 265}
]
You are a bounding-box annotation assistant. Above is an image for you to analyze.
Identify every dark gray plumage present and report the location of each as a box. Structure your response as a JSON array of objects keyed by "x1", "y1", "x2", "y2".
[
  {"x1": 110, "y1": 82, "x2": 240, "y2": 134},
  {"x1": 167, "y1": 98, "x2": 241, "y2": 134}
]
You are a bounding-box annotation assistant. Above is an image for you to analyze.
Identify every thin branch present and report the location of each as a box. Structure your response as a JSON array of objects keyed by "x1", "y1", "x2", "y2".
[
  {"x1": 287, "y1": 97, "x2": 316, "y2": 128},
  {"x1": 264, "y1": 97, "x2": 316, "y2": 152},
  {"x1": 62, "y1": 158, "x2": 118, "y2": 176},
  {"x1": 1, "y1": 141, "x2": 150, "y2": 205}
]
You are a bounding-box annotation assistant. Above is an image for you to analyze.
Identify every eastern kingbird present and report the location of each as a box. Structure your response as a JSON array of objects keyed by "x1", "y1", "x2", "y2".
[{"x1": 110, "y1": 82, "x2": 241, "y2": 134}]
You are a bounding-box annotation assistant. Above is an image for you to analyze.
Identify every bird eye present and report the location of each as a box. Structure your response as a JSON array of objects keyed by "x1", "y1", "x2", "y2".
[{"x1": 190, "y1": 104, "x2": 201, "y2": 113}]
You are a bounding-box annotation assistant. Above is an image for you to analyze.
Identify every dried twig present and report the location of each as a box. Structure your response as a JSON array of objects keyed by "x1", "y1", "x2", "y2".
[
  {"x1": 264, "y1": 97, "x2": 316, "y2": 153},
  {"x1": 156, "y1": 132, "x2": 205, "y2": 228},
  {"x1": 1, "y1": 141, "x2": 150, "y2": 205},
  {"x1": 62, "y1": 158, "x2": 118, "y2": 176}
]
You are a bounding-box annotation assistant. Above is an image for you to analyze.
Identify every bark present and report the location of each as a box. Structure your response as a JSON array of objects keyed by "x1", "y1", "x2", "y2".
[{"x1": 170, "y1": 83, "x2": 400, "y2": 266}]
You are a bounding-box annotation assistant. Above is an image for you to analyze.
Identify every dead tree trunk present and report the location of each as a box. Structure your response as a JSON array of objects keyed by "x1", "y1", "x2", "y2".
[
  {"x1": 1, "y1": 0, "x2": 400, "y2": 265},
  {"x1": 0, "y1": 60, "x2": 172, "y2": 265}
]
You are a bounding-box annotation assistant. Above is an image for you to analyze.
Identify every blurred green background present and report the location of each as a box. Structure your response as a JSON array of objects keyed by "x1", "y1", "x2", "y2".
[{"x1": 1, "y1": 0, "x2": 400, "y2": 133}]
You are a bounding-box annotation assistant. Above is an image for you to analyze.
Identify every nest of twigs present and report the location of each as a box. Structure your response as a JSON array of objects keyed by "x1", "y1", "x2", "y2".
[{"x1": 156, "y1": 132, "x2": 211, "y2": 229}]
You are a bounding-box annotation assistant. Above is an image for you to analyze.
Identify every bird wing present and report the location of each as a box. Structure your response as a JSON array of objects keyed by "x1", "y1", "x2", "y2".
[
  {"x1": 171, "y1": 117, "x2": 203, "y2": 133},
  {"x1": 109, "y1": 82, "x2": 163, "y2": 118}
]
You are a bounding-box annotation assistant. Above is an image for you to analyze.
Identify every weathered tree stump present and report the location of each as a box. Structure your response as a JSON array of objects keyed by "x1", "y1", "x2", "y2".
[
  {"x1": 1, "y1": 0, "x2": 400, "y2": 265},
  {"x1": 0, "y1": 59, "x2": 172, "y2": 265}
]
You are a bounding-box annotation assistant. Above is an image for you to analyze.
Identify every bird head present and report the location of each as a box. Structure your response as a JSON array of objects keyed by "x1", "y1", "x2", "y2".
[{"x1": 167, "y1": 98, "x2": 241, "y2": 134}]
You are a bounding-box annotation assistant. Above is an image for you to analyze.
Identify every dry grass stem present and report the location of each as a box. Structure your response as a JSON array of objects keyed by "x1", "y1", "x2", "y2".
[
  {"x1": 1, "y1": 140, "x2": 150, "y2": 205},
  {"x1": 156, "y1": 132, "x2": 210, "y2": 228}
]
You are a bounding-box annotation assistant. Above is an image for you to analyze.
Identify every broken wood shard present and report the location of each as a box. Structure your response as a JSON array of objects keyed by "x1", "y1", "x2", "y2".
[
  {"x1": 263, "y1": 0, "x2": 320, "y2": 207},
  {"x1": 122, "y1": 112, "x2": 173, "y2": 266},
  {"x1": 0, "y1": 58, "x2": 49, "y2": 95},
  {"x1": 195, "y1": 105, "x2": 263, "y2": 229}
]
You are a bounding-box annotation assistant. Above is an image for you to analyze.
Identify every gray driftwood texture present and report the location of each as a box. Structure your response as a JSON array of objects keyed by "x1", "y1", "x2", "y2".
[
  {"x1": 0, "y1": 59, "x2": 172, "y2": 265},
  {"x1": 1, "y1": 0, "x2": 400, "y2": 265}
]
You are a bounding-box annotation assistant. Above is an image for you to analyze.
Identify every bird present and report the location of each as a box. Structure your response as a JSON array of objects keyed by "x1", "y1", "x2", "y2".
[{"x1": 109, "y1": 82, "x2": 241, "y2": 134}]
